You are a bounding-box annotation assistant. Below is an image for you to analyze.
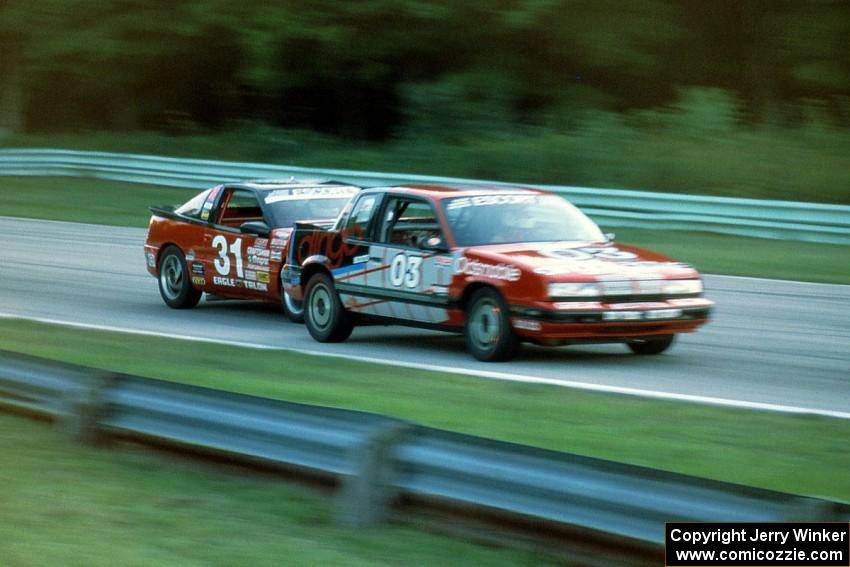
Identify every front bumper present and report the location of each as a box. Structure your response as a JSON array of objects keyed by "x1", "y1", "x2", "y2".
[{"x1": 508, "y1": 297, "x2": 713, "y2": 342}]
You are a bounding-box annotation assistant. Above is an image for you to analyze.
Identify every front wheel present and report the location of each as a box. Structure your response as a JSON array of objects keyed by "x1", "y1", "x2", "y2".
[
  {"x1": 464, "y1": 288, "x2": 521, "y2": 362},
  {"x1": 157, "y1": 246, "x2": 202, "y2": 309},
  {"x1": 627, "y1": 334, "x2": 675, "y2": 355},
  {"x1": 304, "y1": 272, "x2": 353, "y2": 342}
]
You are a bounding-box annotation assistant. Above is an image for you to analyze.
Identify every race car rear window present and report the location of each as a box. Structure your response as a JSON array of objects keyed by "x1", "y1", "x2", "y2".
[
  {"x1": 175, "y1": 189, "x2": 212, "y2": 218},
  {"x1": 218, "y1": 189, "x2": 264, "y2": 226}
]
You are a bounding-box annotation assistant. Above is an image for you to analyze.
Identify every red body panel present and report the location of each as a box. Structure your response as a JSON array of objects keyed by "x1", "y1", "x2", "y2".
[{"x1": 146, "y1": 216, "x2": 290, "y2": 303}]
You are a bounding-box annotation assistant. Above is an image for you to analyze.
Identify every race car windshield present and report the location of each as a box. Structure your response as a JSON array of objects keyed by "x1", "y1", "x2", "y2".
[
  {"x1": 443, "y1": 193, "x2": 605, "y2": 246},
  {"x1": 264, "y1": 190, "x2": 356, "y2": 227}
]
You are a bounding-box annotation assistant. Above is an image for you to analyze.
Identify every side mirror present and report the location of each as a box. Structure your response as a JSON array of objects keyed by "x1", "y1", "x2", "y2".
[
  {"x1": 240, "y1": 221, "x2": 270, "y2": 238},
  {"x1": 420, "y1": 235, "x2": 449, "y2": 253},
  {"x1": 605, "y1": 232, "x2": 616, "y2": 243}
]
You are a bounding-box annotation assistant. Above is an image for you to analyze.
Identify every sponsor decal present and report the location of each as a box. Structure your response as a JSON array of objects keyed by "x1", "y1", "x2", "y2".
[
  {"x1": 668, "y1": 298, "x2": 709, "y2": 307},
  {"x1": 580, "y1": 247, "x2": 638, "y2": 261},
  {"x1": 537, "y1": 247, "x2": 594, "y2": 262},
  {"x1": 191, "y1": 276, "x2": 206, "y2": 286},
  {"x1": 602, "y1": 311, "x2": 643, "y2": 321},
  {"x1": 185, "y1": 249, "x2": 195, "y2": 261},
  {"x1": 244, "y1": 270, "x2": 257, "y2": 281},
  {"x1": 253, "y1": 238, "x2": 268, "y2": 249},
  {"x1": 191, "y1": 263, "x2": 205, "y2": 275},
  {"x1": 446, "y1": 194, "x2": 538, "y2": 210},
  {"x1": 353, "y1": 254, "x2": 370, "y2": 264},
  {"x1": 244, "y1": 280, "x2": 268, "y2": 291},
  {"x1": 644, "y1": 308, "x2": 682, "y2": 319},
  {"x1": 212, "y1": 275, "x2": 268, "y2": 292},
  {"x1": 512, "y1": 319, "x2": 542, "y2": 331},
  {"x1": 536, "y1": 245, "x2": 639, "y2": 263},
  {"x1": 610, "y1": 302, "x2": 669, "y2": 310},
  {"x1": 554, "y1": 302, "x2": 602, "y2": 310},
  {"x1": 435, "y1": 256, "x2": 453, "y2": 266},
  {"x1": 264, "y1": 185, "x2": 358, "y2": 204},
  {"x1": 248, "y1": 255, "x2": 269, "y2": 267},
  {"x1": 455, "y1": 257, "x2": 521, "y2": 282},
  {"x1": 427, "y1": 285, "x2": 449, "y2": 296},
  {"x1": 247, "y1": 247, "x2": 270, "y2": 257},
  {"x1": 270, "y1": 251, "x2": 282, "y2": 262},
  {"x1": 256, "y1": 271, "x2": 270, "y2": 284},
  {"x1": 201, "y1": 210, "x2": 210, "y2": 220},
  {"x1": 601, "y1": 308, "x2": 683, "y2": 321},
  {"x1": 271, "y1": 238, "x2": 288, "y2": 247}
]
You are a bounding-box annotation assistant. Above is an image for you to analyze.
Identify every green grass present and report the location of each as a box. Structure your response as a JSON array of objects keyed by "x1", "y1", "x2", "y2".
[
  {"x1": 1, "y1": 319, "x2": 849, "y2": 503},
  {"x1": 614, "y1": 228, "x2": 850, "y2": 284},
  {"x1": 0, "y1": 413, "x2": 554, "y2": 567},
  {"x1": 0, "y1": 176, "x2": 197, "y2": 228},
  {"x1": 3, "y1": 115, "x2": 850, "y2": 204},
  {"x1": 1, "y1": 175, "x2": 848, "y2": 283}
]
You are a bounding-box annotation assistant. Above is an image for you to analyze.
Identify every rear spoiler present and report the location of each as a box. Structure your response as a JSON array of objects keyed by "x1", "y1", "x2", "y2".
[{"x1": 149, "y1": 205, "x2": 177, "y2": 216}]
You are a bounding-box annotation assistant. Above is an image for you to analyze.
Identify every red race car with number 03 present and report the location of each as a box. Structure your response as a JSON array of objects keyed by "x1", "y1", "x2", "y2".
[
  {"x1": 144, "y1": 179, "x2": 360, "y2": 320},
  {"x1": 283, "y1": 185, "x2": 714, "y2": 361}
]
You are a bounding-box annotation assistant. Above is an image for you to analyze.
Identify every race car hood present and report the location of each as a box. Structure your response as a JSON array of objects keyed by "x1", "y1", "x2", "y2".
[{"x1": 461, "y1": 241, "x2": 700, "y2": 281}]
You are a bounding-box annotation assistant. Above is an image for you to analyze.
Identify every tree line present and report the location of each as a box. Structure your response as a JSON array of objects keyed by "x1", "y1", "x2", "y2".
[{"x1": 1, "y1": 1, "x2": 848, "y2": 139}]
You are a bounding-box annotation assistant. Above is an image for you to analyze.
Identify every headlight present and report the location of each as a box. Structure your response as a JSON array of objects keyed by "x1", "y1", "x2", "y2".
[
  {"x1": 548, "y1": 282, "x2": 601, "y2": 298},
  {"x1": 662, "y1": 279, "x2": 703, "y2": 295}
]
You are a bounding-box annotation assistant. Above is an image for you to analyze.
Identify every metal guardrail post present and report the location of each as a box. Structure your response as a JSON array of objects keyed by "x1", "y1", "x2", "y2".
[
  {"x1": 56, "y1": 371, "x2": 115, "y2": 445},
  {"x1": 336, "y1": 421, "x2": 414, "y2": 527}
]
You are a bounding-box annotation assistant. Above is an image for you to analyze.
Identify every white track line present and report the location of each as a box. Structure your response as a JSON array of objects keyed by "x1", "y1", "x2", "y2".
[{"x1": 2, "y1": 312, "x2": 849, "y2": 420}]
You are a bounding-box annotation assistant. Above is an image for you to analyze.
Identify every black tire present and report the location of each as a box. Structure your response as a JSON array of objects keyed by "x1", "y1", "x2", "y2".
[
  {"x1": 157, "y1": 246, "x2": 202, "y2": 309},
  {"x1": 280, "y1": 276, "x2": 305, "y2": 323},
  {"x1": 627, "y1": 334, "x2": 675, "y2": 355},
  {"x1": 304, "y1": 272, "x2": 353, "y2": 342},
  {"x1": 464, "y1": 288, "x2": 521, "y2": 362}
]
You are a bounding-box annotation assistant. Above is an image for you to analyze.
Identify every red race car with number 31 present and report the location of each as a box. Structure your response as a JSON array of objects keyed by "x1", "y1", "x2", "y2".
[
  {"x1": 144, "y1": 179, "x2": 360, "y2": 321},
  {"x1": 283, "y1": 185, "x2": 714, "y2": 361}
]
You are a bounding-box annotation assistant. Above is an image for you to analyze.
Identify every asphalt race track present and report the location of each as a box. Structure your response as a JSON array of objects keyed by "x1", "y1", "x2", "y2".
[{"x1": 1, "y1": 216, "x2": 848, "y2": 416}]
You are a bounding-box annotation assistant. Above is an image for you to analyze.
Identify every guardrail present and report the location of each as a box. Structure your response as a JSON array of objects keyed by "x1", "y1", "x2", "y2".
[
  {"x1": 1, "y1": 350, "x2": 847, "y2": 560},
  {"x1": 1, "y1": 148, "x2": 849, "y2": 244}
]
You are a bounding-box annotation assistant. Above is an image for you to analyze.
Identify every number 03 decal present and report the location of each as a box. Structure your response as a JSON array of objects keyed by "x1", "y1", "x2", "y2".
[
  {"x1": 390, "y1": 254, "x2": 422, "y2": 288},
  {"x1": 212, "y1": 235, "x2": 244, "y2": 277}
]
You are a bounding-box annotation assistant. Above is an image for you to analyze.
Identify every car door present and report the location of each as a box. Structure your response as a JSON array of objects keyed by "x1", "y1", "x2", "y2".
[
  {"x1": 202, "y1": 187, "x2": 272, "y2": 299},
  {"x1": 341, "y1": 195, "x2": 453, "y2": 325}
]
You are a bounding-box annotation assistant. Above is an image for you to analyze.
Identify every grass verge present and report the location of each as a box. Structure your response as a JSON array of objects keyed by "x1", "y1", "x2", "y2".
[
  {"x1": 614, "y1": 228, "x2": 850, "y2": 284},
  {"x1": 2, "y1": 176, "x2": 848, "y2": 284},
  {"x1": 1, "y1": 319, "x2": 848, "y2": 503},
  {"x1": 3, "y1": 118, "x2": 850, "y2": 204},
  {"x1": 0, "y1": 413, "x2": 553, "y2": 566},
  {"x1": 0, "y1": 176, "x2": 197, "y2": 228}
]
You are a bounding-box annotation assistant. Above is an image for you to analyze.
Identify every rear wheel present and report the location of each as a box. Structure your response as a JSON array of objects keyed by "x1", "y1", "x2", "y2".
[
  {"x1": 627, "y1": 334, "x2": 675, "y2": 355},
  {"x1": 464, "y1": 288, "x2": 521, "y2": 362},
  {"x1": 304, "y1": 272, "x2": 353, "y2": 342},
  {"x1": 280, "y1": 278, "x2": 304, "y2": 323},
  {"x1": 157, "y1": 246, "x2": 202, "y2": 309}
]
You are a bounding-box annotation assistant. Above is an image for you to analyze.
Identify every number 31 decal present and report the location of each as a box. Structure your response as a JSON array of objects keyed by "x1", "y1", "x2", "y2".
[
  {"x1": 213, "y1": 235, "x2": 244, "y2": 277},
  {"x1": 390, "y1": 253, "x2": 421, "y2": 288}
]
